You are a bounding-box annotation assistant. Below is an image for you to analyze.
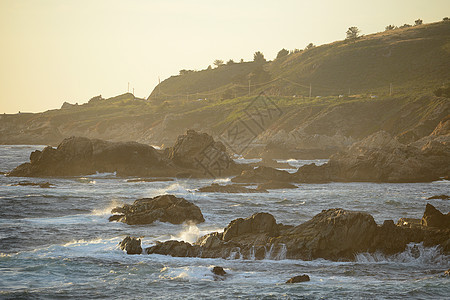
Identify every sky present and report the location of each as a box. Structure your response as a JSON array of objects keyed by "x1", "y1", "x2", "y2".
[{"x1": 0, "y1": 0, "x2": 449, "y2": 114}]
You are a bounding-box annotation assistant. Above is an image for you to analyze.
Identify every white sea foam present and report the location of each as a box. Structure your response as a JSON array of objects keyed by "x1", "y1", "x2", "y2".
[
  {"x1": 355, "y1": 242, "x2": 448, "y2": 266},
  {"x1": 170, "y1": 224, "x2": 222, "y2": 244}
]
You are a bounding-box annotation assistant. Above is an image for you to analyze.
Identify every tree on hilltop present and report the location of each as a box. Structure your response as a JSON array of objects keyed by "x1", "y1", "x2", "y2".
[
  {"x1": 253, "y1": 51, "x2": 266, "y2": 63},
  {"x1": 346, "y1": 26, "x2": 361, "y2": 40},
  {"x1": 276, "y1": 48, "x2": 289, "y2": 59},
  {"x1": 305, "y1": 43, "x2": 315, "y2": 50},
  {"x1": 213, "y1": 59, "x2": 224, "y2": 68},
  {"x1": 385, "y1": 25, "x2": 396, "y2": 31},
  {"x1": 414, "y1": 19, "x2": 423, "y2": 26}
]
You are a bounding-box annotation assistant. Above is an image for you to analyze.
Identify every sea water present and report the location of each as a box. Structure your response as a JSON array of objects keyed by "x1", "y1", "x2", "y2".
[{"x1": 0, "y1": 145, "x2": 449, "y2": 299}]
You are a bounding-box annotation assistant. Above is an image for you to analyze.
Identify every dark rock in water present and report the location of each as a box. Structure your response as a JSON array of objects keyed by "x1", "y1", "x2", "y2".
[
  {"x1": 295, "y1": 130, "x2": 450, "y2": 183},
  {"x1": 197, "y1": 183, "x2": 267, "y2": 193},
  {"x1": 212, "y1": 266, "x2": 227, "y2": 276},
  {"x1": 143, "y1": 205, "x2": 450, "y2": 261},
  {"x1": 119, "y1": 236, "x2": 142, "y2": 255},
  {"x1": 427, "y1": 194, "x2": 449, "y2": 200},
  {"x1": 108, "y1": 215, "x2": 123, "y2": 222},
  {"x1": 12, "y1": 181, "x2": 52, "y2": 188},
  {"x1": 286, "y1": 274, "x2": 310, "y2": 283},
  {"x1": 421, "y1": 203, "x2": 450, "y2": 229},
  {"x1": 257, "y1": 181, "x2": 297, "y2": 190},
  {"x1": 231, "y1": 166, "x2": 294, "y2": 183},
  {"x1": 110, "y1": 194, "x2": 205, "y2": 225},
  {"x1": 8, "y1": 130, "x2": 246, "y2": 178},
  {"x1": 146, "y1": 240, "x2": 201, "y2": 257},
  {"x1": 126, "y1": 178, "x2": 174, "y2": 183}
]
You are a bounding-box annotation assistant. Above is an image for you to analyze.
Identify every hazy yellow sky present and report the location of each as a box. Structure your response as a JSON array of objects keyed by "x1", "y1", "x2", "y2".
[{"x1": 0, "y1": 0, "x2": 448, "y2": 113}]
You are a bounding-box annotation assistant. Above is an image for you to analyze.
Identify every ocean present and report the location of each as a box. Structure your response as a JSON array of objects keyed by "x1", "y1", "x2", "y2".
[{"x1": 0, "y1": 145, "x2": 449, "y2": 299}]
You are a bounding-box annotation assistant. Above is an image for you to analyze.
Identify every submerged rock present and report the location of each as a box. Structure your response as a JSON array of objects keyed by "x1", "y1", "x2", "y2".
[
  {"x1": 197, "y1": 183, "x2": 267, "y2": 193},
  {"x1": 110, "y1": 194, "x2": 205, "y2": 225},
  {"x1": 119, "y1": 236, "x2": 142, "y2": 255},
  {"x1": 12, "y1": 181, "x2": 52, "y2": 188},
  {"x1": 286, "y1": 274, "x2": 310, "y2": 283}
]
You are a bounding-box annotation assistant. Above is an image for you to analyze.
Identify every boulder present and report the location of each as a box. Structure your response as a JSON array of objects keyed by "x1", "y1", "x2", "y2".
[
  {"x1": 257, "y1": 181, "x2": 297, "y2": 190},
  {"x1": 286, "y1": 275, "x2": 310, "y2": 283},
  {"x1": 231, "y1": 166, "x2": 294, "y2": 183},
  {"x1": 110, "y1": 194, "x2": 205, "y2": 225},
  {"x1": 421, "y1": 203, "x2": 450, "y2": 229},
  {"x1": 197, "y1": 183, "x2": 267, "y2": 193},
  {"x1": 278, "y1": 209, "x2": 379, "y2": 260},
  {"x1": 212, "y1": 266, "x2": 227, "y2": 276},
  {"x1": 146, "y1": 240, "x2": 200, "y2": 257},
  {"x1": 119, "y1": 236, "x2": 142, "y2": 255}
]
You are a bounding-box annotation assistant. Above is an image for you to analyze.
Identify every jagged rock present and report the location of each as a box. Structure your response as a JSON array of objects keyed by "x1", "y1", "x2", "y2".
[
  {"x1": 277, "y1": 209, "x2": 379, "y2": 260},
  {"x1": 119, "y1": 236, "x2": 142, "y2": 255},
  {"x1": 257, "y1": 181, "x2": 297, "y2": 190},
  {"x1": 427, "y1": 194, "x2": 449, "y2": 200},
  {"x1": 286, "y1": 275, "x2": 310, "y2": 283},
  {"x1": 166, "y1": 129, "x2": 244, "y2": 177},
  {"x1": 109, "y1": 194, "x2": 205, "y2": 225},
  {"x1": 8, "y1": 130, "x2": 246, "y2": 178},
  {"x1": 231, "y1": 166, "x2": 294, "y2": 183},
  {"x1": 143, "y1": 205, "x2": 450, "y2": 261},
  {"x1": 197, "y1": 183, "x2": 267, "y2": 193},
  {"x1": 295, "y1": 130, "x2": 450, "y2": 183},
  {"x1": 421, "y1": 203, "x2": 450, "y2": 229}
]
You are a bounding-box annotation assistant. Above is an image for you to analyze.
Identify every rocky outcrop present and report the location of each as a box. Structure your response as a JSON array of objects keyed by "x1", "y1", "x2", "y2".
[
  {"x1": 8, "y1": 130, "x2": 246, "y2": 178},
  {"x1": 286, "y1": 275, "x2": 310, "y2": 283},
  {"x1": 197, "y1": 183, "x2": 267, "y2": 193},
  {"x1": 295, "y1": 129, "x2": 450, "y2": 183},
  {"x1": 143, "y1": 205, "x2": 450, "y2": 261},
  {"x1": 119, "y1": 236, "x2": 142, "y2": 254},
  {"x1": 109, "y1": 194, "x2": 205, "y2": 225},
  {"x1": 257, "y1": 181, "x2": 297, "y2": 190},
  {"x1": 421, "y1": 203, "x2": 450, "y2": 229},
  {"x1": 12, "y1": 181, "x2": 52, "y2": 188}
]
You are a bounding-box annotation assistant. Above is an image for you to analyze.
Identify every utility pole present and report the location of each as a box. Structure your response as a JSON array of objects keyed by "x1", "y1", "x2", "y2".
[
  {"x1": 309, "y1": 83, "x2": 312, "y2": 99},
  {"x1": 389, "y1": 83, "x2": 393, "y2": 96}
]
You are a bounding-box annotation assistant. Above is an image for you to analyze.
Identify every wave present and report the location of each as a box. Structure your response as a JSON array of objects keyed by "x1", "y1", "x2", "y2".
[
  {"x1": 355, "y1": 242, "x2": 448, "y2": 266},
  {"x1": 90, "y1": 199, "x2": 123, "y2": 216},
  {"x1": 169, "y1": 224, "x2": 223, "y2": 244}
]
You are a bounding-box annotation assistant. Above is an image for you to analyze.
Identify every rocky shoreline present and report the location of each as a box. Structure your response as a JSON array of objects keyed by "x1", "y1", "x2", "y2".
[{"x1": 120, "y1": 203, "x2": 449, "y2": 261}]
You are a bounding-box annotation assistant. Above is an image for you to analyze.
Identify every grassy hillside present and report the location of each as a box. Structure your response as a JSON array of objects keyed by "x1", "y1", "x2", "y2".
[{"x1": 150, "y1": 21, "x2": 450, "y2": 101}]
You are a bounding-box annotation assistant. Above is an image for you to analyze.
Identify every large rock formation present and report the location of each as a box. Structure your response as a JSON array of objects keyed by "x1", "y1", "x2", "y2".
[
  {"x1": 144, "y1": 205, "x2": 450, "y2": 261},
  {"x1": 109, "y1": 194, "x2": 205, "y2": 225},
  {"x1": 119, "y1": 236, "x2": 142, "y2": 254},
  {"x1": 295, "y1": 127, "x2": 450, "y2": 183},
  {"x1": 8, "y1": 130, "x2": 246, "y2": 178}
]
